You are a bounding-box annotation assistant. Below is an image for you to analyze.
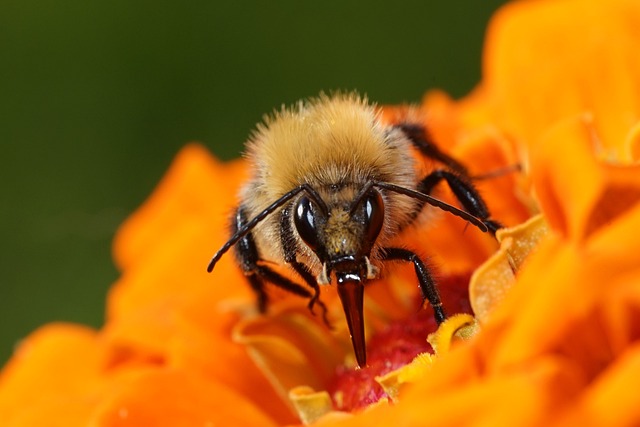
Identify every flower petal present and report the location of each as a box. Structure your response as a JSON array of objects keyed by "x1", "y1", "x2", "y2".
[
  {"x1": 289, "y1": 386, "x2": 337, "y2": 425},
  {"x1": 557, "y1": 344, "x2": 640, "y2": 427},
  {"x1": 112, "y1": 143, "x2": 247, "y2": 272},
  {"x1": 531, "y1": 115, "x2": 640, "y2": 241},
  {"x1": 483, "y1": 0, "x2": 640, "y2": 160},
  {"x1": 233, "y1": 305, "x2": 344, "y2": 396},
  {"x1": 90, "y1": 369, "x2": 278, "y2": 427},
  {"x1": 0, "y1": 324, "x2": 103, "y2": 426},
  {"x1": 470, "y1": 214, "x2": 549, "y2": 323}
]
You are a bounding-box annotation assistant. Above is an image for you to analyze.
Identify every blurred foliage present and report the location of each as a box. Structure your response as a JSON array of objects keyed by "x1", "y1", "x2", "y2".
[{"x1": 0, "y1": 0, "x2": 507, "y2": 364}]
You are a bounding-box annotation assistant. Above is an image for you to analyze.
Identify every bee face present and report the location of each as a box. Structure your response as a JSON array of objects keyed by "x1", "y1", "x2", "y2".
[{"x1": 293, "y1": 186, "x2": 385, "y2": 283}]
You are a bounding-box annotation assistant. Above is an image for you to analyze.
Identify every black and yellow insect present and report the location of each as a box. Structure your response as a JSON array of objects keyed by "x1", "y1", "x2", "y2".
[{"x1": 207, "y1": 93, "x2": 499, "y2": 367}]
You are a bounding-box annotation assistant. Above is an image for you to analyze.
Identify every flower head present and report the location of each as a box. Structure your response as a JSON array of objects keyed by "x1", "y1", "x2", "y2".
[{"x1": 2, "y1": 0, "x2": 640, "y2": 425}]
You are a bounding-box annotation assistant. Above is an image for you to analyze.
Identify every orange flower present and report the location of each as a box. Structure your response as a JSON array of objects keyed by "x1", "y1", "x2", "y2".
[{"x1": 2, "y1": 0, "x2": 640, "y2": 426}]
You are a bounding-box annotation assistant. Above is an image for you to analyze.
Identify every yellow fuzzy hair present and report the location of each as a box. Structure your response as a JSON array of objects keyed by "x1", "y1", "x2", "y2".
[
  {"x1": 246, "y1": 92, "x2": 415, "y2": 198},
  {"x1": 239, "y1": 92, "x2": 421, "y2": 268}
]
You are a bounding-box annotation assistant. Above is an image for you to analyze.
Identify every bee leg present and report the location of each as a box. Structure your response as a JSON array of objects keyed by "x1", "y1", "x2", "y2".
[
  {"x1": 238, "y1": 239, "x2": 329, "y2": 317},
  {"x1": 381, "y1": 247, "x2": 446, "y2": 324},
  {"x1": 395, "y1": 123, "x2": 469, "y2": 174},
  {"x1": 289, "y1": 261, "x2": 332, "y2": 328},
  {"x1": 418, "y1": 170, "x2": 503, "y2": 235},
  {"x1": 233, "y1": 207, "x2": 269, "y2": 311},
  {"x1": 233, "y1": 206, "x2": 326, "y2": 316},
  {"x1": 245, "y1": 274, "x2": 269, "y2": 313},
  {"x1": 280, "y1": 206, "x2": 332, "y2": 328}
]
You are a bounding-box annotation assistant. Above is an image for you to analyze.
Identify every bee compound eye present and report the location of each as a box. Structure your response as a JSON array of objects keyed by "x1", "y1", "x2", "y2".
[
  {"x1": 363, "y1": 190, "x2": 384, "y2": 247},
  {"x1": 294, "y1": 196, "x2": 321, "y2": 251}
]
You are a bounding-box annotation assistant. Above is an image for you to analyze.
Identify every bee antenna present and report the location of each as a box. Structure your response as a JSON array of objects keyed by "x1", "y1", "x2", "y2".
[
  {"x1": 207, "y1": 183, "x2": 327, "y2": 272},
  {"x1": 348, "y1": 181, "x2": 376, "y2": 215},
  {"x1": 373, "y1": 182, "x2": 489, "y2": 233}
]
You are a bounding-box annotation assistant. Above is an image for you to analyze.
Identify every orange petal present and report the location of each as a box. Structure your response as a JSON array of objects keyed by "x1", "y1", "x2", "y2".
[
  {"x1": 319, "y1": 355, "x2": 582, "y2": 427},
  {"x1": 106, "y1": 235, "x2": 294, "y2": 422},
  {"x1": 483, "y1": 0, "x2": 640, "y2": 159},
  {"x1": 530, "y1": 115, "x2": 605, "y2": 240},
  {"x1": 451, "y1": 126, "x2": 533, "y2": 227},
  {"x1": 486, "y1": 206, "x2": 640, "y2": 379},
  {"x1": 233, "y1": 304, "x2": 344, "y2": 395},
  {"x1": 112, "y1": 143, "x2": 247, "y2": 272},
  {"x1": 531, "y1": 114, "x2": 640, "y2": 242},
  {"x1": 627, "y1": 120, "x2": 640, "y2": 161},
  {"x1": 557, "y1": 344, "x2": 640, "y2": 427},
  {"x1": 0, "y1": 324, "x2": 103, "y2": 426},
  {"x1": 487, "y1": 238, "x2": 598, "y2": 371},
  {"x1": 104, "y1": 215, "x2": 251, "y2": 347},
  {"x1": 90, "y1": 369, "x2": 278, "y2": 427}
]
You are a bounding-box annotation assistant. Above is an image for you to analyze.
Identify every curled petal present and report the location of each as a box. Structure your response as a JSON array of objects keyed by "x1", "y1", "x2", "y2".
[
  {"x1": 375, "y1": 353, "x2": 434, "y2": 403},
  {"x1": 427, "y1": 314, "x2": 478, "y2": 356},
  {"x1": 373, "y1": 314, "x2": 476, "y2": 405},
  {"x1": 232, "y1": 305, "x2": 344, "y2": 401},
  {"x1": 289, "y1": 386, "x2": 347, "y2": 425},
  {"x1": 470, "y1": 214, "x2": 549, "y2": 323}
]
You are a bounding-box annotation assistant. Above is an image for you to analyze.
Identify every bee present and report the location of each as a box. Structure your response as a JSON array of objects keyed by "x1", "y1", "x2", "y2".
[{"x1": 207, "y1": 93, "x2": 500, "y2": 368}]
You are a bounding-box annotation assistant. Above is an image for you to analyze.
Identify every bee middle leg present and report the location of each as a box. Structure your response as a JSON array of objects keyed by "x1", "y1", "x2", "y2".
[
  {"x1": 233, "y1": 206, "x2": 326, "y2": 317},
  {"x1": 397, "y1": 122, "x2": 502, "y2": 234},
  {"x1": 418, "y1": 170, "x2": 503, "y2": 234}
]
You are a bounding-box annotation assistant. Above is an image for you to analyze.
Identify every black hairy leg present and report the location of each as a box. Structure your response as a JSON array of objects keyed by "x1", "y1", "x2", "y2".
[
  {"x1": 233, "y1": 206, "x2": 329, "y2": 319},
  {"x1": 381, "y1": 247, "x2": 446, "y2": 324},
  {"x1": 280, "y1": 206, "x2": 331, "y2": 327},
  {"x1": 418, "y1": 169, "x2": 503, "y2": 235},
  {"x1": 395, "y1": 123, "x2": 469, "y2": 174}
]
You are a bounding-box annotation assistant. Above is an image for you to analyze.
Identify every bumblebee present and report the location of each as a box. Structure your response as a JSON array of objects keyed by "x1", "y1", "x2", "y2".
[{"x1": 207, "y1": 93, "x2": 500, "y2": 367}]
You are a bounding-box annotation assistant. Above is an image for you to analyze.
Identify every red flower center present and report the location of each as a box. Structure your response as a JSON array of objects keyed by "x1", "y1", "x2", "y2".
[{"x1": 327, "y1": 274, "x2": 472, "y2": 411}]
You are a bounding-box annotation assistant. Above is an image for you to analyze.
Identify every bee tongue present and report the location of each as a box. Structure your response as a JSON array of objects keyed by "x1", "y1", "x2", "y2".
[{"x1": 336, "y1": 274, "x2": 366, "y2": 368}]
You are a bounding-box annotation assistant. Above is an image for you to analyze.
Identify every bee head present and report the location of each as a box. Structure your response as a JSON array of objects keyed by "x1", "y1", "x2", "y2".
[
  {"x1": 293, "y1": 185, "x2": 384, "y2": 284},
  {"x1": 293, "y1": 183, "x2": 384, "y2": 368}
]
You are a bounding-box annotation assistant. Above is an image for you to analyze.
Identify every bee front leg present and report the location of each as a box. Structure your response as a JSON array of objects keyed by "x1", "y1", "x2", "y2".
[
  {"x1": 233, "y1": 206, "x2": 322, "y2": 315},
  {"x1": 280, "y1": 206, "x2": 331, "y2": 327},
  {"x1": 381, "y1": 247, "x2": 446, "y2": 325}
]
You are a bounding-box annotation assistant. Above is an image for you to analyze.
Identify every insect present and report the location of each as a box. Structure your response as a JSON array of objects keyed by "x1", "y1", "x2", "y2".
[{"x1": 207, "y1": 93, "x2": 500, "y2": 368}]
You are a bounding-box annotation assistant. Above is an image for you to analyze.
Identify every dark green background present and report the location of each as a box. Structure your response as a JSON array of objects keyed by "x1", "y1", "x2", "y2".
[{"x1": 0, "y1": 1, "x2": 507, "y2": 364}]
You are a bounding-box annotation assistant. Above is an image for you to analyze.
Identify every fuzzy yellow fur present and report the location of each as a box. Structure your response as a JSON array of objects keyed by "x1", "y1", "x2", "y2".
[{"x1": 240, "y1": 93, "x2": 421, "y2": 271}]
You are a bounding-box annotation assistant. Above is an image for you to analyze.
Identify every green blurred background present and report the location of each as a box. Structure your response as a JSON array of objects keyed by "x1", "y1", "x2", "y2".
[{"x1": 0, "y1": 0, "x2": 508, "y2": 365}]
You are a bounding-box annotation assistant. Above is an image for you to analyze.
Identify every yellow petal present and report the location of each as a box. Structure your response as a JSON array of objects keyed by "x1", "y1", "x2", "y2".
[
  {"x1": 232, "y1": 304, "x2": 343, "y2": 404},
  {"x1": 470, "y1": 215, "x2": 549, "y2": 323},
  {"x1": 289, "y1": 386, "x2": 340, "y2": 425}
]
